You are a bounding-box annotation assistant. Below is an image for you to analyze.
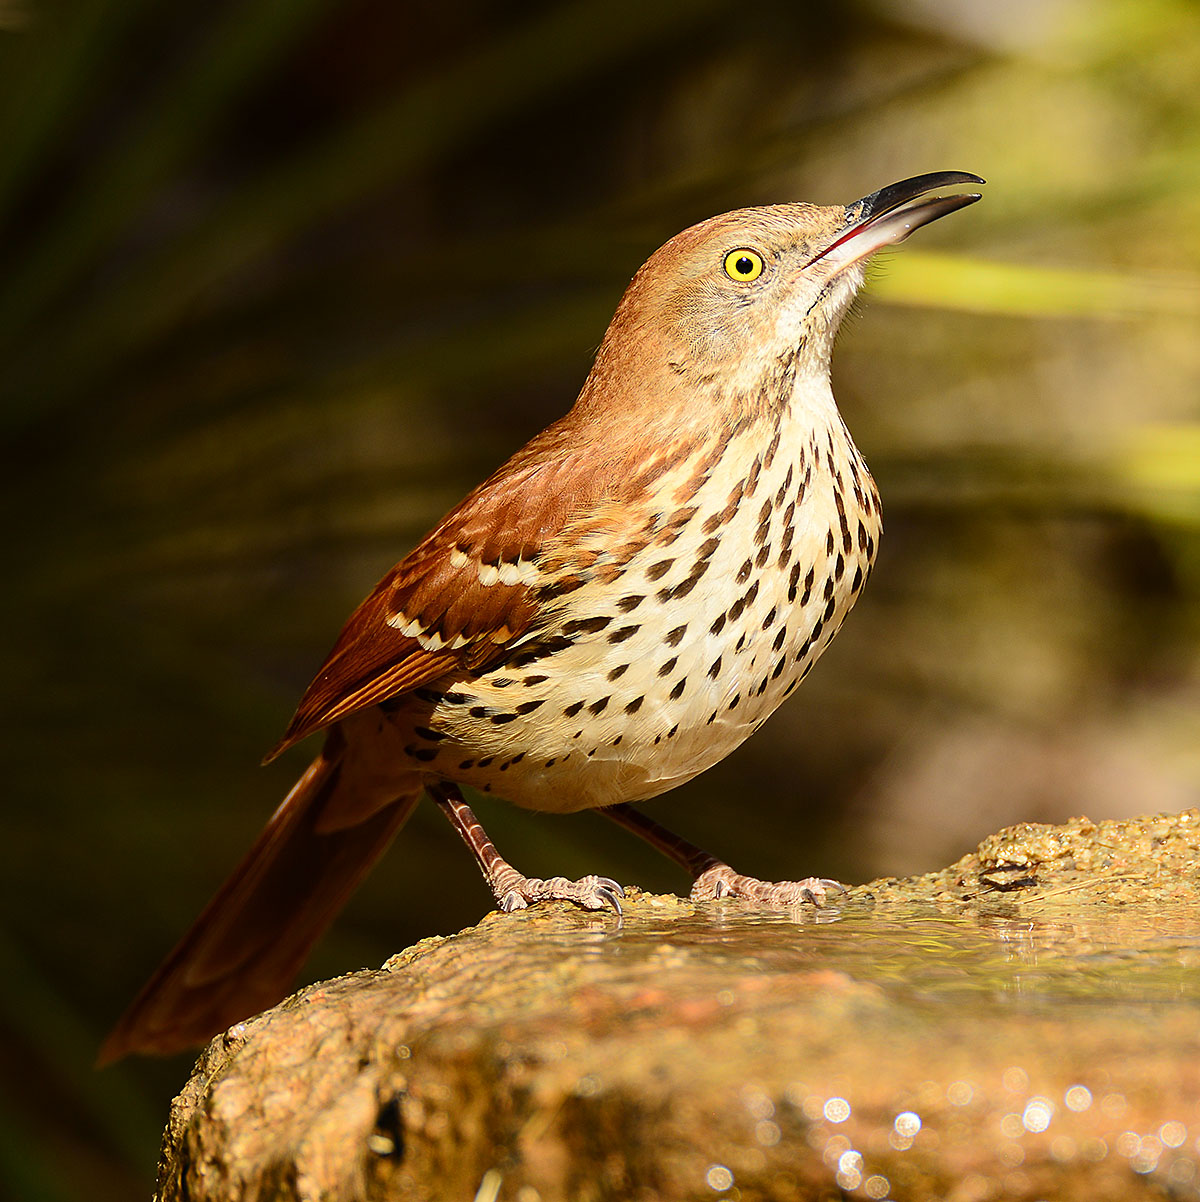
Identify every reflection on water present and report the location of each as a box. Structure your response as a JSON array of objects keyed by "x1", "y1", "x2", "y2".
[{"x1": 527, "y1": 898, "x2": 1200, "y2": 1008}]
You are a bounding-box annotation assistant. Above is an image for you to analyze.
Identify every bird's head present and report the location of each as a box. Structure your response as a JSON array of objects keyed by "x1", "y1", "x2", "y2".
[{"x1": 581, "y1": 172, "x2": 983, "y2": 428}]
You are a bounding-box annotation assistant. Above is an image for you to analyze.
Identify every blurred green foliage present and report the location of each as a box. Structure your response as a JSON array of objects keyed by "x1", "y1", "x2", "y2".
[{"x1": 2, "y1": 0, "x2": 1199, "y2": 1195}]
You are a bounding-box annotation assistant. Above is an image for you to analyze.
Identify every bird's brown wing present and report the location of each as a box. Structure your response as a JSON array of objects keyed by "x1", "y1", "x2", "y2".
[{"x1": 266, "y1": 423, "x2": 626, "y2": 760}]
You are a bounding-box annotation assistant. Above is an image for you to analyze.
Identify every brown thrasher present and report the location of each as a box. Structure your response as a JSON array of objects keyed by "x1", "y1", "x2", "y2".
[{"x1": 101, "y1": 171, "x2": 983, "y2": 1062}]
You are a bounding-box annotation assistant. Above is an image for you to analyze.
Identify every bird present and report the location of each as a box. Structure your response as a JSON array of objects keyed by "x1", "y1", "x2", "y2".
[{"x1": 100, "y1": 170, "x2": 984, "y2": 1062}]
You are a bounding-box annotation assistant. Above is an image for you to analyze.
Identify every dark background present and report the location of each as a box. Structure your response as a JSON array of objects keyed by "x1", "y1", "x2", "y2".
[{"x1": 3, "y1": 0, "x2": 1199, "y2": 1195}]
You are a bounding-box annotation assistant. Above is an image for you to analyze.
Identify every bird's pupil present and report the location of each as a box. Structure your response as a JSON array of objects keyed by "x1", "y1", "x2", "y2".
[{"x1": 736, "y1": 256, "x2": 753, "y2": 275}]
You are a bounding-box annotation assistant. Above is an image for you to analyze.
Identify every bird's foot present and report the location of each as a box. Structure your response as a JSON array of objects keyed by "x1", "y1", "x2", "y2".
[
  {"x1": 691, "y1": 865, "x2": 845, "y2": 907},
  {"x1": 494, "y1": 871, "x2": 625, "y2": 915}
]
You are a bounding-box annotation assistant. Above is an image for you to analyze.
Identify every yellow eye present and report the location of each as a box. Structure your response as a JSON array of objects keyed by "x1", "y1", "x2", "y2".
[{"x1": 723, "y1": 248, "x2": 764, "y2": 282}]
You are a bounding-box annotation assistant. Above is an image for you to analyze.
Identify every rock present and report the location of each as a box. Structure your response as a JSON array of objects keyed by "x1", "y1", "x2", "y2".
[{"x1": 156, "y1": 810, "x2": 1200, "y2": 1201}]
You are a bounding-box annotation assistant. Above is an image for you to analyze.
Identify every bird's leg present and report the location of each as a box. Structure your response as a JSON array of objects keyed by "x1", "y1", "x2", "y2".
[
  {"x1": 602, "y1": 803, "x2": 845, "y2": 906},
  {"x1": 429, "y1": 783, "x2": 624, "y2": 914}
]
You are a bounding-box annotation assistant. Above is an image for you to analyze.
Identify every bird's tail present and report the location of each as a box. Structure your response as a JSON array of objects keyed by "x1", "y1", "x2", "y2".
[{"x1": 98, "y1": 732, "x2": 421, "y2": 1063}]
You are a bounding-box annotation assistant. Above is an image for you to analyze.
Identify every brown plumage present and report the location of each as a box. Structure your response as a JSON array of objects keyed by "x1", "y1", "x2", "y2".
[{"x1": 101, "y1": 171, "x2": 983, "y2": 1062}]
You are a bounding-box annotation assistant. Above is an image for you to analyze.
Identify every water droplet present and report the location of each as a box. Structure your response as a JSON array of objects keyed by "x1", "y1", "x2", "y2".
[
  {"x1": 894, "y1": 1110, "x2": 921, "y2": 1138},
  {"x1": 824, "y1": 1096, "x2": 851, "y2": 1123}
]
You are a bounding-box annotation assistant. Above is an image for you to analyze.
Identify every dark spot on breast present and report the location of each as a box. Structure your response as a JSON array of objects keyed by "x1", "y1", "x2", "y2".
[
  {"x1": 735, "y1": 634, "x2": 746, "y2": 652},
  {"x1": 625, "y1": 695, "x2": 644, "y2": 714},
  {"x1": 665, "y1": 624, "x2": 688, "y2": 647},
  {"x1": 775, "y1": 465, "x2": 794, "y2": 507},
  {"x1": 761, "y1": 606, "x2": 777, "y2": 631},
  {"x1": 728, "y1": 693, "x2": 741, "y2": 710},
  {"x1": 667, "y1": 724, "x2": 679, "y2": 739},
  {"x1": 787, "y1": 563, "x2": 802, "y2": 602},
  {"x1": 834, "y1": 553, "x2": 845, "y2": 581},
  {"x1": 545, "y1": 758, "x2": 557, "y2": 767},
  {"x1": 563, "y1": 701, "x2": 584, "y2": 718},
  {"x1": 459, "y1": 759, "x2": 475, "y2": 770},
  {"x1": 801, "y1": 568, "x2": 815, "y2": 605},
  {"x1": 491, "y1": 712, "x2": 517, "y2": 725},
  {"x1": 523, "y1": 674, "x2": 548, "y2": 686},
  {"x1": 589, "y1": 696, "x2": 610, "y2": 715},
  {"x1": 664, "y1": 562, "x2": 707, "y2": 600},
  {"x1": 851, "y1": 565, "x2": 864, "y2": 593},
  {"x1": 469, "y1": 706, "x2": 490, "y2": 719},
  {"x1": 608, "y1": 663, "x2": 629, "y2": 681},
  {"x1": 755, "y1": 544, "x2": 770, "y2": 568},
  {"x1": 708, "y1": 655, "x2": 722, "y2": 679},
  {"x1": 413, "y1": 726, "x2": 446, "y2": 742},
  {"x1": 406, "y1": 746, "x2": 439, "y2": 762},
  {"x1": 826, "y1": 530, "x2": 836, "y2": 555},
  {"x1": 491, "y1": 677, "x2": 514, "y2": 689},
  {"x1": 477, "y1": 756, "x2": 494, "y2": 768},
  {"x1": 564, "y1": 615, "x2": 613, "y2": 636},
  {"x1": 710, "y1": 613, "x2": 726, "y2": 636},
  {"x1": 737, "y1": 559, "x2": 752, "y2": 584},
  {"x1": 745, "y1": 457, "x2": 762, "y2": 496},
  {"x1": 696, "y1": 537, "x2": 721, "y2": 561},
  {"x1": 608, "y1": 625, "x2": 639, "y2": 644},
  {"x1": 516, "y1": 699, "x2": 546, "y2": 715},
  {"x1": 618, "y1": 594, "x2": 644, "y2": 612},
  {"x1": 773, "y1": 626, "x2": 787, "y2": 652},
  {"x1": 646, "y1": 559, "x2": 674, "y2": 581},
  {"x1": 669, "y1": 677, "x2": 687, "y2": 700},
  {"x1": 612, "y1": 735, "x2": 622, "y2": 746},
  {"x1": 772, "y1": 655, "x2": 786, "y2": 679},
  {"x1": 658, "y1": 657, "x2": 678, "y2": 677}
]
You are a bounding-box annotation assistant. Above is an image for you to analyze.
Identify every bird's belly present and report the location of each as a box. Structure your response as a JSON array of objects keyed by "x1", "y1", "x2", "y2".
[{"x1": 398, "y1": 434, "x2": 880, "y2": 814}]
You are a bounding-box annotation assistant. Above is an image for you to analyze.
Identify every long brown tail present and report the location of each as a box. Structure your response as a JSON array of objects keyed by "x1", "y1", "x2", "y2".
[{"x1": 99, "y1": 734, "x2": 421, "y2": 1063}]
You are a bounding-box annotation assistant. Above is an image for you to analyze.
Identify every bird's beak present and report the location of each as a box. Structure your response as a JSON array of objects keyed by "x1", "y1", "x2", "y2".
[{"x1": 810, "y1": 171, "x2": 985, "y2": 270}]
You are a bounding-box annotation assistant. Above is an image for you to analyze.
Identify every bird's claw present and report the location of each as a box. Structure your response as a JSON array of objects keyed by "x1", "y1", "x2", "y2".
[
  {"x1": 498, "y1": 874, "x2": 625, "y2": 915},
  {"x1": 692, "y1": 867, "x2": 845, "y2": 907}
]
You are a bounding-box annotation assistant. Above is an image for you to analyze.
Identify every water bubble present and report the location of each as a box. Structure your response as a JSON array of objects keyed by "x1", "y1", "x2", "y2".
[
  {"x1": 1160, "y1": 1120, "x2": 1187, "y2": 1148},
  {"x1": 999, "y1": 1113, "x2": 1024, "y2": 1140},
  {"x1": 1115, "y1": 1131, "x2": 1140, "y2": 1158},
  {"x1": 894, "y1": 1111, "x2": 921, "y2": 1138},
  {"x1": 946, "y1": 1080, "x2": 974, "y2": 1107},
  {"x1": 1021, "y1": 1097, "x2": 1055, "y2": 1134},
  {"x1": 705, "y1": 1165, "x2": 734, "y2": 1192},
  {"x1": 755, "y1": 1120, "x2": 781, "y2": 1147},
  {"x1": 836, "y1": 1150, "x2": 863, "y2": 1191},
  {"x1": 1002, "y1": 1066, "x2": 1030, "y2": 1093},
  {"x1": 1064, "y1": 1085, "x2": 1092, "y2": 1112},
  {"x1": 863, "y1": 1175, "x2": 891, "y2": 1199},
  {"x1": 824, "y1": 1097, "x2": 851, "y2": 1123}
]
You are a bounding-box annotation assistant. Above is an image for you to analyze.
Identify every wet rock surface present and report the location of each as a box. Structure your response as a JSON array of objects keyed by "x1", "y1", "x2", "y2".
[{"x1": 157, "y1": 810, "x2": 1200, "y2": 1201}]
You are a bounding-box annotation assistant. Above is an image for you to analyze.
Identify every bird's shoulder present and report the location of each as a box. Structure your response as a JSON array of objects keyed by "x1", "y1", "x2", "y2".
[{"x1": 267, "y1": 415, "x2": 661, "y2": 758}]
